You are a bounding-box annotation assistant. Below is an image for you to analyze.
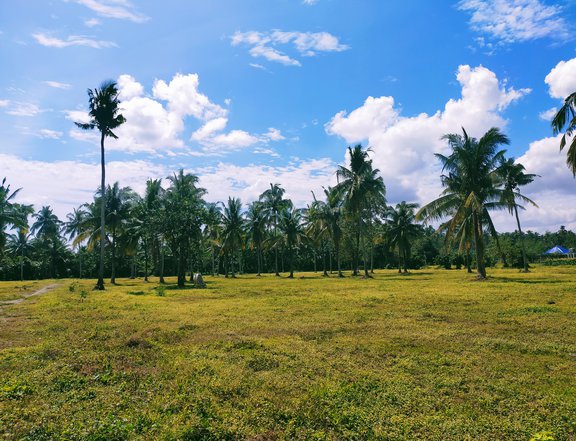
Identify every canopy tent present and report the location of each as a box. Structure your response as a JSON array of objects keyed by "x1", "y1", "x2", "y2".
[{"x1": 543, "y1": 245, "x2": 570, "y2": 255}]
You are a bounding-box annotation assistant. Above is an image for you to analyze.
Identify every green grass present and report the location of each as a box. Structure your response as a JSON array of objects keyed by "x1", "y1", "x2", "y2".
[{"x1": 1, "y1": 267, "x2": 575, "y2": 440}]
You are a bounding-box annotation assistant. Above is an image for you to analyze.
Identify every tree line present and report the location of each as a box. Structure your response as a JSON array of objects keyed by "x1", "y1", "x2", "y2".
[{"x1": 1, "y1": 80, "x2": 574, "y2": 287}]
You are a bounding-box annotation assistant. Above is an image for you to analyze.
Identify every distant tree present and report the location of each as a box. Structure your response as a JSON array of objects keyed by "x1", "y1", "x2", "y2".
[
  {"x1": 336, "y1": 145, "x2": 386, "y2": 277},
  {"x1": 75, "y1": 80, "x2": 126, "y2": 290},
  {"x1": 551, "y1": 91, "x2": 576, "y2": 175},
  {"x1": 278, "y1": 208, "x2": 307, "y2": 278},
  {"x1": 0, "y1": 178, "x2": 29, "y2": 255},
  {"x1": 220, "y1": 197, "x2": 244, "y2": 278},
  {"x1": 31, "y1": 206, "x2": 63, "y2": 278},
  {"x1": 260, "y1": 183, "x2": 292, "y2": 276},
  {"x1": 65, "y1": 207, "x2": 88, "y2": 277},
  {"x1": 245, "y1": 201, "x2": 266, "y2": 276},
  {"x1": 163, "y1": 170, "x2": 206, "y2": 288},
  {"x1": 385, "y1": 202, "x2": 422, "y2": 273},
  {"x1": 498, "y1": 157, "x2": 538, "y2": 272}
]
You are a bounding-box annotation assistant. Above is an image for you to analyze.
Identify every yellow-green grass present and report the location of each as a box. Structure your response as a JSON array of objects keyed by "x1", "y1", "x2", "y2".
[
  {"x1": 0, "y1": 280, "x2": 57, "y2": 303},
  {"x1": 1, "y1": 267, "x2": 575, "y2": 440}
]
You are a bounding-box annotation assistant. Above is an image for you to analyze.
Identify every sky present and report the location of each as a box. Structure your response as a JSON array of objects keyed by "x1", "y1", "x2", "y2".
[{"x1": 0, "y1": 0, "x2": 575, "y2": 232}]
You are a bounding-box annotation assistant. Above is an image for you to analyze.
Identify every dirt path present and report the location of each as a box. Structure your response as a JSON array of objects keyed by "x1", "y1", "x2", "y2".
[{"x1": 0, "y1": 283, "x2": 60, "y2": 312}]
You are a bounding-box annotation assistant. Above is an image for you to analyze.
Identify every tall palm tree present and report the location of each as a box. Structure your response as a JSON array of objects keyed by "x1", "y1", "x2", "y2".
[
  {"x1": 106, "y1": 182, "x2": 136, "y2": 284},
  {"x1": 303, "y1": 198, "x2": 328, "y2": 276},
  {"x1": 163, "y1": 170, "x2": 206, "y2": 288},
  {"x1": 7, "y1": 205, "x2": 33, "y2": 281},
  {"x1": 498, "y1": 157, "x2": 538, "y2": 272},
  {"x1": 65, "y1": 207, "x2": 88, "y2": 278},
  {"x1": 417, "y1": 127, "x2": 509, "y2": 279},
  {"x1": 260, "y1": 183, "x2": 292, "y2": 276},
  {"x1": 0, "y1": 178, "x2": 28, "y2": 255},
  {"x1": 321, "y1": 186, "x2": 344, "y2": 277},
  {"x1": 278, "y1": 208, "x2": 307, "y2": 278},
  {"x1": 384, "y1": 202, "x2": 422, "y2": 273},
  {"x1": 551, "y1": 91, "x2": 576, "y2": 175},
  {"x1": 245, "y1": 201, "x2": 266, "y2": 276},
  {"x1": 75, "y1": 80, "x2": 126, "y2": 290},
  {"x1": 335, "y1": 145, "x2": 386, "y2": 276},
  {"x1": 31, "y1": 206, "x2": 63, "y2": 278},
  {"x1": 220, "y1": 197, "x2": 244, "y2": 278},
  {"x1": 142, "y1": 179, "x2": 165, "y2": 282}
]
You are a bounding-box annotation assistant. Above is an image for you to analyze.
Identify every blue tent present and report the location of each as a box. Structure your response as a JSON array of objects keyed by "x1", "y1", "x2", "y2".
[{"x1": 543, "y1": 245, "x2": 570, "y2": 255}]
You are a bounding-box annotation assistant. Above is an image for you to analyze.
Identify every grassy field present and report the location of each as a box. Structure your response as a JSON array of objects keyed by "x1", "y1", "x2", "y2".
[{"x1": 1, "y1": 267, "x2": 575, "y2": 440}]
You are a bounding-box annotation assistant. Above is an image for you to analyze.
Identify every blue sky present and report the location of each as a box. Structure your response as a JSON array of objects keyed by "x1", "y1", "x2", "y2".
[{"x1": 0, "y1": 0, "x2": 575, "y2": 231}]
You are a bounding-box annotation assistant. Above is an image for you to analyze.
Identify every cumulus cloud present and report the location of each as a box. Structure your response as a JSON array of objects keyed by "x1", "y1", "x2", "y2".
[
  {"x1": 544, "y1": 57, "x2": 576, "y2": 100},
  {"x1": 71, "y1": 0, "x2": 149, "y2": 23},
  {"x1": 67, "y1": 73, "x2": 282, "y2": 155},
  {"x1": 32, "y1": 32, "x2": 117, "y2": 49},
  {"x1": 37, "y1": 129, "x2": 63, "y2": 139},
  {"x1": 458, "y1": 0, "x2": 570, "y2": 44},
  {"x1": 326, "y1": 65, "x2": 530, "y2": 205},
  {"x1": 231, "y1": 30, "x2": 348, "y2": 66},
  {"x1": 539, "y1": 107, "x2": 557, "y2": 121}
]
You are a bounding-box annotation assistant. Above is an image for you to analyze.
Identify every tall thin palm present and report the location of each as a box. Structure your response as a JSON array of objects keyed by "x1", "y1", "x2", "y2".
[
  {"x1": 417, "y1": 127, "x2": 509, "y2": 279},
  {"x1": 31, "y1": 206, "x2": 63, "y2": 278},
  {"x1": 278, "y1": 208, "x2": 307, "y2": 278},
  {"x1": 65, "y1": 207, "x2": 88, "y2": 277},
  {"x1": 336, "y1": 145, "x2": 386, "y2": 276},
  {"x1": 498, "y1": 157, "x2": 538, "y2": 272},
  {"x1": 260, "y1": 183, "x2": 292, "y2": 276},
  {"x1": 385, "y1": 202, "x2": 421, "y2": 273},
  {"x1": 75, "y1": 80, "x2": 126, "y2": 290},
  {"x1": 246, "y1": 201, "x2": 266, "y2": 276},
  {"x1": 551, "y1": 91, "x2": 576, "y2": 175},
  {"x1": 0, "y1": 178, "x2": 27, "y2": 254},
  {"x1": 106, "y1": 182, "x2": 136, "y2": 284},
  {"x1": 204, "y1": 203, "x2": 222, "y2": 277},
  {"x1": 221, "y1": 197, "x2": 244, "y2": 278}
]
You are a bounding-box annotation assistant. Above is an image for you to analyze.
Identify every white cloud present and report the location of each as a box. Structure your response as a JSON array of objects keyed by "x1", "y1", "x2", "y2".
[
  {"x1": 37, "y1": 129, "x2": 63, "y2": 139},
  {"x1": 32, "y1": 32, "x2": 117, "y2": 49},
  {"x1": 303, "y1": 0, "x2": 319, "y2": 4},
  {"x1": 117, "y1": 74, "x2": 144, "y2": 100},
  {"x1": 458, "y1": 0, "x2": 569, "y2": 45},
  {"x1": 0, "y1": 154, "x2": 168, "y2": 220},
  {"x1": 0, "y1": 100, "x2": 9, "y2": 108},
  {"x1": 539, "y1": 107, "x2": 557, "y2": 121},
  {"x1": 263, "y1": 128, "x2": 285, "y2": 141},
  {"x1": 71, "y1": 0, "x2": 149, "y2": 23},
  {"x1": 231, "y1": 30, "x2": 348, "y2": 66},
  {"x1": 152, "y1": 73, "x2": 227, "y2": 121},
  {"x1": 4, "y1": 102, "x2": 43, "y2": 117},
  {"x1": 197, "y1": 158, "x2": 337, "y2": 207},
  {"x1": 0, "y1": 154, "x2": 336, "y2": 224},
  {"x1": 84, "y1": 18, "x2": 101, "y2": 27},
  {"x1": 44, "y1": 81, "x2": 72, "y2": 89},
  {"x1": 326, "y1": 65, "x2": 530, "y2": 205},
  {"x1": 544, "y1": 57, "x2": 576, "y2": 100},
  {"x1": 64, "y1": 110, "x2": 91, "y2": 124}
]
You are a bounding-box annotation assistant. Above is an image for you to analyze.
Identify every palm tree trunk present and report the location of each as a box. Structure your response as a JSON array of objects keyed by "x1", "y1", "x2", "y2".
[
  {"x1": 212, "y1": 245, "x2": 216, "y2": 276},
  {"x1": 354, "y1": 216, "x2": 361, "y2": 276},
  {"x1": 323, "y1": 246, "x2": 328, "y2": 277},
  {"x1": 177, "y1": 245, "x2": 185, "y2": 288},
  {"x1": 96, "y1": 132, "x2": 106, "y2": 290},
  {"x1": 20, "y1": 248, "x2": 24, "y2": 281},
  {"x1": 159, "y1": 245, "x2": 165, "y2": 283},
  {"x1": 370, "y1": 246, "x2": 374, "y2": 274},
  {"x1": 144, "y1": 244, "x2": 149, "y2": 281},
  {"x1": 514, "y1": 205, "x2": 529, "y2": 272},
  {"x1": 472, "y1": 212, "x2": 487, "y2": 279},
  {"x1": 110, "y1": 225, "x2": 116, "y2": 284},
  {"x1": 288, "y1": 247, "x2": 294, "y2": 278},
  {"x1": 257, "y1": 245, "x2": 262, "y2": 276},
  {"x1": 274, "y1": 212, "x2": 280, "y2": 276},
  {"x1": 79, "y1": 250, "x2": 82, "y2": 279},
  {"x1": 466, "y1": 247, "x2": 472, "y2": 273},
  {"x1": 336, "y1": 238, "x2": 343, "y2": 277}
]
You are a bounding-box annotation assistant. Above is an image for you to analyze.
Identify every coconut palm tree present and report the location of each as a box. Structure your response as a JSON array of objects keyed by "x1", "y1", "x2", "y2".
[
  {"x1": 163, "y1": 170, "x2": 206, "y2": 288},
  {"x1": 7, "y1": 205, "x2": 33, "y2": 281},
  {"x1": 105, "y1": 182, "x2": 137, "y2": 284},
  {"x1": 245, "y1": 201, "x2": 266, "y2": 276},
  {"x1": 75, "y1": 80, "x2": 126, "y2": 290},
  {"x1": 498, "y1": 157, "x2": 539, "y2": 272},
  {"x1": 551, "y1": 91, "x2": 576, "y2": 175},
  {"x1": 303, "y1": 197, "x2": 329, "y2": 275},
  {"x1": 335, "y1": 145, "x2": 386, "y2": 276},
  {"x1": 385, "y1": 202, "x2": 422, "y2": 273},
  {"x1": 0, "y1": 178, "x2": 28, "y2": 255},
  {"x1": 417, "y1": 127, "x2": 509, "y2": 279},
  {"x1": 260, "y1": 183, "x2": 292, "y2": 276},
  {"x1": 278, "y1": 208, "x2": 307, "y2": 278},
  {"x1": 31, "y1": 206, "x2": 63, "y2": 278},
  {"x1": 65, "y1": 207, "x2": 88, "y2": 277},
  {"x1": 220, "y1": 197, "x2": 244, "y2": 278}
]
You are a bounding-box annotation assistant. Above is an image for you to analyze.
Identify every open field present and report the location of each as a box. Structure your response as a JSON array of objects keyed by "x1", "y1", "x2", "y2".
[{"x1": 1, "y1": 267, "x2": 575, "y2": 440}]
